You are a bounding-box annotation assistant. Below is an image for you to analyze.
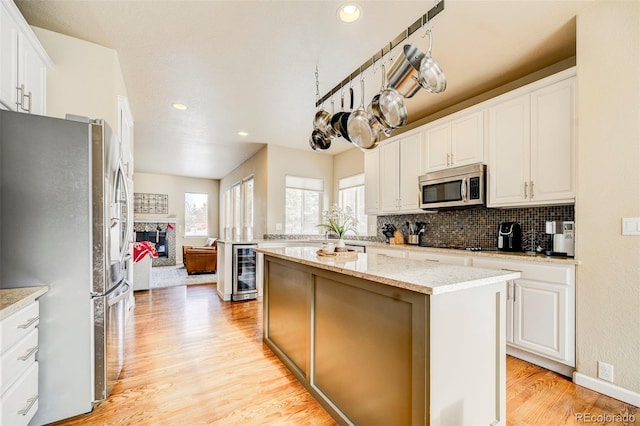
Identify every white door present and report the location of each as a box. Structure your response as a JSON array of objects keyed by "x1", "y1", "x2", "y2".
[
  {"x1": 488, "y1": 94, "x2": 531, "y2": 206},
  {"x1": 530, "y1": 78, "x2": 575, "y2": 204},
  {"x1": 379, "y1": 142, "x2": 399, "y2": 212},
  {"x1": 398, "y1": 134, "x2": 420, "y2": 211},
  {"x1": 451, "y1": 110, "x2": 484, "y2": 167},
  {"x1": 506, "y1": 281, "x2": 514, "y2": 343},
  {"x1": 423, "y1": 122, "x2": 450, "y2": 173},
  {"x1": 512, "y1": 279, "x2": 568, "y2": 362}
]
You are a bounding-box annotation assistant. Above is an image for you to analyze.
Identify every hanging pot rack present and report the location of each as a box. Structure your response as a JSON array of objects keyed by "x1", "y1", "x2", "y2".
[{"x1": 315, "y1": 0, "x2": 445, "y2": 107}]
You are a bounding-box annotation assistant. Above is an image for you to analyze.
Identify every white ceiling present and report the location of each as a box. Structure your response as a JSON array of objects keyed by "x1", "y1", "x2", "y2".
[{"x1": 16, "y1": 0, "x2": 594, "y2": 180}]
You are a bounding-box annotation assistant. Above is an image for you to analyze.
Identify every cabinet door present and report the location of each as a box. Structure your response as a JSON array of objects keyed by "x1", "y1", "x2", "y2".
[
  {"x1": 530, "y1": 78, "x2": 575, "y2": 204},
  {"x1": 451, "y1": 110, "x2": 484, "y2": 167},
  {"x1": 0, "y1": 7, "x2": 20, "y2": 110},
  {"x1": 364, "y1": 150, "x2": 379, "y2": 214},
  {"x1": 506, "y1": 282, "x2": 514, "y2": 343},
  {"x1": 422, "y1": 122, "x2": 450, "y2": 173},
  {"x1": 488, "y1": 94, "x2": 531, "y2": 206},
  {"x1": 398, "y1": 134, "x2": 420, "y2": 211},
  {"x1": 367, "y1": 246, "x2": 406, "y2": 258},
  {"x1": 379, "y1": 142, "x2": 400, "y2": 212},
  {"x1": 512, "y1": 279, "x2": 569, "y2": 362},
  {"x1": 406, "y1": 250, "x2": 471, "y2": 266},
  {"x1": 19, "y1": 36, "x2": 47, "y2": 115}
]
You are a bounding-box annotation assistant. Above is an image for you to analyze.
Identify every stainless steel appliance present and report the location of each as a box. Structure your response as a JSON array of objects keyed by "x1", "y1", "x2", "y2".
[
  {"x1": 0, "y1": 111, "x2": 133, "y2": 424},
  {"x1": 232, "y1": 244, "x2": 258, "y2": 301},
  {"x1": 546, "y1": 221, "x2": 575, "y2": 257},
  {"x1": 419, "y1": 163, "x2": 486, "y2": 209},
  {"x1": 498, "y1": 222, "x2": 522, "y2": 252}
]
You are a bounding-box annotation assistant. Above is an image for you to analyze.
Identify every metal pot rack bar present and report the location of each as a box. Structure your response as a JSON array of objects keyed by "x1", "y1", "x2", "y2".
[{"x1": 315, "y1": 0, "x2": 445, "y2": 107}]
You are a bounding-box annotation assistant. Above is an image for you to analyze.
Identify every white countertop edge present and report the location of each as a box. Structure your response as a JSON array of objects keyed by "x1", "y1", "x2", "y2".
[
  {"x1": 257, "y1": 247, "x2": 520, "y2": 296},
  {"x1": 0, "y1": 286, "x2": 49, "y2": 321}
]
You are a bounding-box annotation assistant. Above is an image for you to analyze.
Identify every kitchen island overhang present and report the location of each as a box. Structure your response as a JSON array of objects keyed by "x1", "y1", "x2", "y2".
[{"x1": 256, "y1": 246, "x2": 520, "y2": 426}]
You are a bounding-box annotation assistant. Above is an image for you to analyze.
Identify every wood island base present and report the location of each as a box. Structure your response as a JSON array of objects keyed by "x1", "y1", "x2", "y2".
[{"x1": 262, "y1": 254, "x2": 508, "y2": 426}]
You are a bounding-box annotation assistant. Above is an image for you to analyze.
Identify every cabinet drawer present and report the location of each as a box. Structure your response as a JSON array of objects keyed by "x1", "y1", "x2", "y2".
[
  {"x1": 0, "y1": 328, "x2": 38, "y2": 396},
  {"x1": 472, "y1": 258, "x2": 573, "y2": 285},
  {"x1": 1, "y1": 301, "x2": 39, "y2": 354},
  {"x1": 1, "y1": 361, "x2": 39, "y2": 426}
]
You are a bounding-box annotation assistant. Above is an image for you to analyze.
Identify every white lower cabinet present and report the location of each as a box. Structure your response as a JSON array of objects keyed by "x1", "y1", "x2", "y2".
[
  {"x1": 472, "y1": 257, "x2": 575, "y2": 374},
  {"x1": 366, "y1": 246, "x2": 406, "y2": 259},
  {"x1": 406, "y1": 250, "x2": 471, "y2": 266},
  {"x1": 1, "y1": 301, "x2": 41, "y2": 425}
]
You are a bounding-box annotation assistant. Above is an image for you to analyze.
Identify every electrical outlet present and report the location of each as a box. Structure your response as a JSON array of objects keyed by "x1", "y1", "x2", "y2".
[
  {"x1": 598, "y1": 361, "x2": 614, "y2": 382},
  {"x1": 275, "y1": 223, "x2": 282, "y2": 231},
  {"x1": 370, "y1": 224, "x2": 377, "y2": 235}
]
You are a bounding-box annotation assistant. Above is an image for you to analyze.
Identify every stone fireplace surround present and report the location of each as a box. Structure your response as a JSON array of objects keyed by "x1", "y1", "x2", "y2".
[{"x1": 134, "y1": 219, "x2": 176, "y2": 266}]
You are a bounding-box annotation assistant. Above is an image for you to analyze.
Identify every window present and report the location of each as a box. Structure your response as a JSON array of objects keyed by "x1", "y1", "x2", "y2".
[
  {"x1": 185, "y1": 192, "x2": 208, "y2": 236},
  {"x1": 221, "y1": 176, "x2": 254, "y2": 241},
  {"x1": 242, "y1": 177, "x2": 254, "y2": 239},
  {"x1": 285, "y1": 175, "x2": 323, "y2": 234},
  {"x1": 338, "y1": 174, "x2": 367, "y2": 235}
]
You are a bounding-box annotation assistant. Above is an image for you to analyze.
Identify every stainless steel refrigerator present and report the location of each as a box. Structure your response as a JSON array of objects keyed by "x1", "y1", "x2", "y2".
[{"x1": 0, "y1": 110, "x2": 133, "y2": 424}]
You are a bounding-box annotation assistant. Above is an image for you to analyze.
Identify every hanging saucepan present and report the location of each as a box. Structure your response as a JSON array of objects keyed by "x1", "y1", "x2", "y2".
[
  {"x1": 386, "y1": 43, "x2": 424, "y2": 98},
  {"x1": 371, "y1": 63, "x2": 407, "y2": 132},
  {"x1": 339, "y1": 85, "x2": 354, "y2": 142},
  {"x1": 331, "y1": 95, "x2": 347, "y2": 139},
  {"x1": 309, "y1": 129, "x2": 331, "y2": 151},
  {"x1": 348, "y1": 77, "x2": 379, "y2": 150},
  {"x1": 416, "y1": 28, "x2": 446, "y2": 94},
  {"x1": 367, "y1": 63, "x2": 393, "y2": 137}
]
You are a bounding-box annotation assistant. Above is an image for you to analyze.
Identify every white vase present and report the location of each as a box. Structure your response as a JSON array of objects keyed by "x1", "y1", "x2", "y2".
[{"x1": 336, "y1": 238, "x2": 346, "y2": 249}]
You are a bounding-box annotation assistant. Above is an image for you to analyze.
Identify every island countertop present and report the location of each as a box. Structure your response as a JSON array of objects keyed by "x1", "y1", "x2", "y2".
[
  {"x1": 0, "y1": 286, "x2": 49, "y2": 321},
  {"x1": 256, "y1": 246, "x2": 520, "y2": 296}
]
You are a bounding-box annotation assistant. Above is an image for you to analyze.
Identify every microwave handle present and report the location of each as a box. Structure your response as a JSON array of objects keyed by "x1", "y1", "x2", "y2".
[{"x1": 461, "y1": 177, "x2": 467, "y2": 202}]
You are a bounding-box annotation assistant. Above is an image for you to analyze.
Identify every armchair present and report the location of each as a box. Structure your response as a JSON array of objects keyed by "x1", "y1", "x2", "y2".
[{"x1": 183, "y1": 238, "x2": 217, "y2": 274}]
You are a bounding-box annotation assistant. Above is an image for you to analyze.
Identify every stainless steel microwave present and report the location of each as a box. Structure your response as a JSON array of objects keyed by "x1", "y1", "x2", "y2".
[{"x1": 419, "y1": 163, "x2": 486, "y2": 209}]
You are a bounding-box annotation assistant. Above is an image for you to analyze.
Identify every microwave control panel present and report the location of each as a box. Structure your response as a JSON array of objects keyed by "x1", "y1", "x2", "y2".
[{"x1": 469, "y1": 177, "x2": 480, "y2": 200}]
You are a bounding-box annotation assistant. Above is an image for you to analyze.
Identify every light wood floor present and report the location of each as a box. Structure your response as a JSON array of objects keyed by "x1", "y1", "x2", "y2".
[{"x1": 53, "y1": 284, "x2": 638, "y2": 425}]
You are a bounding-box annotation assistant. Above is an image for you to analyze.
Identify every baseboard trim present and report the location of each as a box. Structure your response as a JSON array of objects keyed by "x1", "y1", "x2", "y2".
[
  {"x1": 507, "y1": 346, "x2": 574, "y2": 377},
  {"x1": 573, "y1": 372, "x2": 640, "y2": 408}
]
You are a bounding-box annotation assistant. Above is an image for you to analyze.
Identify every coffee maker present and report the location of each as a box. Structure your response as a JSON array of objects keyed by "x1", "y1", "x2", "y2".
[
  {"x1": 545, "y1": 221, "x2": 575, "y2": 257},
  {"x1": 497, "y1": 222, "x2": 522, "y2": 252}
]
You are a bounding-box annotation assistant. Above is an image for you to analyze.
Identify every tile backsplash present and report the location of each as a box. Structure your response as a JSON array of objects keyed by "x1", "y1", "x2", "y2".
[{"x1": 377, "y1": 205, "x2": 575, "y2": 251}]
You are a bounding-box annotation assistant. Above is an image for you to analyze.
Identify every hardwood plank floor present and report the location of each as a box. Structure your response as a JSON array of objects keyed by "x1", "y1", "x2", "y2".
[{"x1": 52, "y1": 284, "x2": 638, "y2": 425}]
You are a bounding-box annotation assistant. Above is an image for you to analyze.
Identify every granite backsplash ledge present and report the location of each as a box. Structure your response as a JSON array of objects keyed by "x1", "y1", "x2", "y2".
[{"x1": 377, "y1": 205, "x2": 575, "y2": 251}]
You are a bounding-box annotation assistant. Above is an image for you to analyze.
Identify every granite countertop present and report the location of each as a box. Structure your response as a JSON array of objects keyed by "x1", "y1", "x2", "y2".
[
  {"x1": 256, "y1": 246, "x2": 520, "y2": 296},
  {"x1": 259, "y1": 238, "x2": 579, "y2": 265},
  {"x1": 0, "y1": 286, "x2": 49, "y2": 321}
]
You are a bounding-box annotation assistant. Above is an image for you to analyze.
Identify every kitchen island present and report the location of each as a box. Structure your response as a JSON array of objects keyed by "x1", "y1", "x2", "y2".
[{"x1": 257, "y1": 246, "x2": 520, "y2": 426}]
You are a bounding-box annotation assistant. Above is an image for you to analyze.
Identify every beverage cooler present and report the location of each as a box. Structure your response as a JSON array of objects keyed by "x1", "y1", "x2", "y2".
[{"x1": 232, "y1": 244, "x2": 258, "y2": 301}]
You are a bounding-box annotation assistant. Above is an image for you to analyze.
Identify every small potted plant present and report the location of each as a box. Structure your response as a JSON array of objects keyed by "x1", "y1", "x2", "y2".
[{"x1": 317, "y1": 204, "x2": 359, "y2": 250}]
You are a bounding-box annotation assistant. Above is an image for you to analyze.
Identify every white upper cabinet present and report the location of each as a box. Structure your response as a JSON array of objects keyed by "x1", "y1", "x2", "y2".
[
  {"x1": 488, "y1": 71, "x2": 575, "y2": 207},
  {"x1": 422, "y1": 109, "x2": 485, "y2": 174},
  {"x1": 529, "y1": 78, "x2": 575, "y2": 203},
  {"x1": 379, "y1": 132, "x2": 422, "y2": 214},
  {"x1": 364, "y1": 149, "x2": 379, "y2": 214},
  {"x1": 0, "y1": 1, "x2": 51, "y2": 114}
]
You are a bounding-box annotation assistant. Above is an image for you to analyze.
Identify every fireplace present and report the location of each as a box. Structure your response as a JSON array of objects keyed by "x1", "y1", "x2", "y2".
[
  {"x1": 133, "y1": 220, "x2": 177, "y2": 266},
  {"x1": 136, "y1": 231, "x2": 168, "y2": 258}
]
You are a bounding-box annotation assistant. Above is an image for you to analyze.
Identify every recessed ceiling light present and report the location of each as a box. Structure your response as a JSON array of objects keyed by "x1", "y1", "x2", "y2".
[
  {"x1": 337, "y1": 3, "x2": 361, "y2": 23},
  {"x1": 237, "y1": 131, "x2": 249, "y2": 137},
  {"x1": 172, "y1": 103, "x2": 187, "y2": 111}
]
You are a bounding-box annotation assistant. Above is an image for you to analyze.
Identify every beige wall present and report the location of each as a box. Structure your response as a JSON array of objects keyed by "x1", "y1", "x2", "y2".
[
  {"x1": 134, "y1": 172, "x2": 219, "y2": 263},
  {"x1": 33, "y1": 27, "x2": 128, "y2": 136},
  {"x1": 266, "y1": 145, "x2": 334, "y2": 235},
  {"x1": 219, "y1": 146, "x2": 268, "y2": 239},
  {"x1": 332, "y1": 147, "x2": 364, "y2": 201},
  {"x1": 576, "y1": 2, "x2": 640, "y2": 394}
]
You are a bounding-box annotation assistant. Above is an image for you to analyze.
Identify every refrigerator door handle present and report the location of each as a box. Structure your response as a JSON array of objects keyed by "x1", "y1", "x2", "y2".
[{"x1": 108, "y1": 281, "x2": 132, "y2": 306}]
